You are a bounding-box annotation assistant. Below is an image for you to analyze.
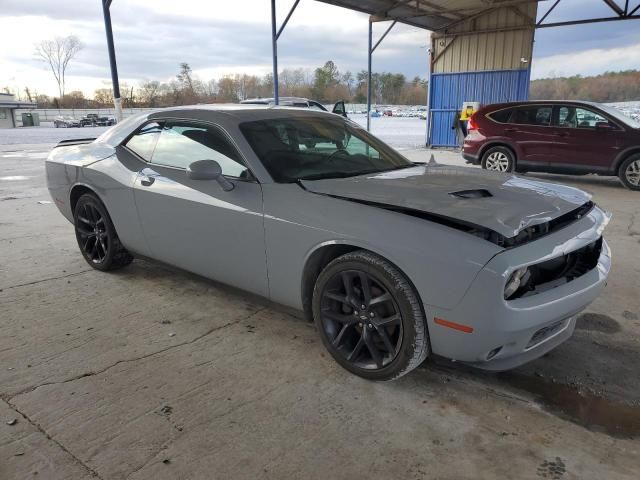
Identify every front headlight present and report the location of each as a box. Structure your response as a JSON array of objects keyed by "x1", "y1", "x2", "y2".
[{"x1": 504, "y1": 267, "x2": 529, "y2": 300}]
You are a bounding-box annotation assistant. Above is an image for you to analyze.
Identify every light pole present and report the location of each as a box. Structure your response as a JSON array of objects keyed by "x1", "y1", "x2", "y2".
[{"x1": 101, "y1": 0, "x2": 122, "y2": 121}]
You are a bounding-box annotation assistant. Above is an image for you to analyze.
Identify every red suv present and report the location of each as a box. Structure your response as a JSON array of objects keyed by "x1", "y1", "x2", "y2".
[{"x1": 462, "y1": 101, "x2": 640, "y2": 190}]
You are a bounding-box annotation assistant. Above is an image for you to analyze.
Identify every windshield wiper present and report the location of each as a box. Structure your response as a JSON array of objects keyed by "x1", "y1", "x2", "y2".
[
  {"x1": 297, "y1": 164, "x2": 415, "y2": 181},
  {"x1": 297, "y1": 172, "x2": 362, "y2": 181}
]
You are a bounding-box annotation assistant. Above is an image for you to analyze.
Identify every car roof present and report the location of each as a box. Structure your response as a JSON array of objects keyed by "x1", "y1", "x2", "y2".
[
  {"x1": 240, "y1": 97, "x2": 311, "y2": 104},
  {"x1": 147, "y1": 103, "x2": 337, "y2": 121},
  {"x1": 483, "y1": 100, "x2": 601, "y2": 110}
]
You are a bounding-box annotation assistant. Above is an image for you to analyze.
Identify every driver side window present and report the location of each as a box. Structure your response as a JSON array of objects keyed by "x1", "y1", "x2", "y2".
[
  {"x1": 557, "y1": 106, "x2": 610, "y2": 129},
  {"x1": 150, "y1": 122, "x2": 248, "y2": 178}
]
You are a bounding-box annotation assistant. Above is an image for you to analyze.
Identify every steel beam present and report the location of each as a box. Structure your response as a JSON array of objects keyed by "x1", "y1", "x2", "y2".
[
  {"x1": 435, "y1": 24, "x2": 533, "y2": 38},
  {"x1": 536, "y1": 0, "x2": 561, "y2": 26},
  {"x1": 271, "y1": 0, "x2": 302, "y2": 104},
  {"x1": 366, "y1": 18, "x2": 397, "y2": 131},
  {"x1": 271, "y1": 0, "x2": 279, "y2": 104},
  {"x1": 276, "y1": 0, "x2": 301, "y2": 40},
  {"x1": 537, "y1": 14, "x2": 640, "y2": 27},
  {"x1": 367, "y1": 18, "x2": 373, "y2": 131},
  {"x1": 602, "y1": 0, "x2": 624, "y2": 16},
  {"x1": 101, "y1": 0, "x2": 122, "y2": 121},
  {"x1": 372, "y1": 20, "x2": 396, "y2": 53}
]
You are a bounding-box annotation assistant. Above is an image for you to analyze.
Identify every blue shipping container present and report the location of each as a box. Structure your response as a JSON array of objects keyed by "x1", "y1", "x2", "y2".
[{"x1": 427, "y1": 69, "x2": 530, "y2": 147}]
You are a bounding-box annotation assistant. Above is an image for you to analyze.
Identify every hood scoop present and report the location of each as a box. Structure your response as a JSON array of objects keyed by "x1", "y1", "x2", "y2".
[{"x1": 449, "y1": 189, "x2": 492, "y2": 199}]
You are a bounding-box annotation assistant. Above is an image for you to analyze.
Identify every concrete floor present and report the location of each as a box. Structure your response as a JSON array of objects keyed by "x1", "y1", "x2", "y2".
[{"x1": 1, "y1": 144, "x2": 639, "y2": 480}]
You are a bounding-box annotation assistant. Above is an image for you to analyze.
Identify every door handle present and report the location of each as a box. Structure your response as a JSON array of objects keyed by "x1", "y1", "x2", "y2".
[{"x1": 140, "y1": 175, "x2": 155, "y2": 187}]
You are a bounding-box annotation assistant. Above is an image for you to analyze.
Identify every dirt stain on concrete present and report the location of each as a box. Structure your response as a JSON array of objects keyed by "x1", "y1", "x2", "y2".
[
  {"x1": 502, "y1": 373, "x2": 640, "y2": 439},
  {"x1": 575, "y1": 313, "x2": 621, "y2": 334}
]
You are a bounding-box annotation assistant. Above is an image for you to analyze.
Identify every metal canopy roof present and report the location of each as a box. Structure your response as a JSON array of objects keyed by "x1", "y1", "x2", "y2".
[{"x1": 315, "y1": 0, "x2": 542, "y2": 31}]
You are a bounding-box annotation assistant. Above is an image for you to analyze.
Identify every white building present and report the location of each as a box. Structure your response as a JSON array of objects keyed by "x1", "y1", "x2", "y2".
[{"x1": 0, "y1": 93, "x2": 37, "y2": 128}]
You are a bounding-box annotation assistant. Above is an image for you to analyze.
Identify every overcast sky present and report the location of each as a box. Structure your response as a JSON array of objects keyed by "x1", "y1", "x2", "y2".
[{"x1": 1, "y1": 0, "x2": 639, "y2": 97}]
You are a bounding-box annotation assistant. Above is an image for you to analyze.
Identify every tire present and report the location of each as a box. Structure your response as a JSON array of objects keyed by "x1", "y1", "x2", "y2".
[
  {"x1": 618, "y1": 154, "x2": 640, "y2": 191},
  {"x1": 481, "y1": 146, "x2": 515, "y2": 173},
  {"x1": 312, "y1": 250, "x2": 429, "y2": 381},
  {"x1": 73, "y1": 193, "x2": 133, "y2": 271}
]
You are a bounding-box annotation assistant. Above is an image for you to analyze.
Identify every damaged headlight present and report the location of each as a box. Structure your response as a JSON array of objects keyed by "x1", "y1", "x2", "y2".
[{"x1": 504, "y1": 267, "x2": 530, "y2": 300}]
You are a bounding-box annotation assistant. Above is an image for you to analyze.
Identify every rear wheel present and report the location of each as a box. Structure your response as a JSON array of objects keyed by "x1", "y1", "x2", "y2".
[
  {"x1": 312, "y1": 250, "x2": 429, "y2": 381},
  {"x1": 481, "y1": 146, "x2": 514, "y2": 173},
  {"x1": 73, "y1": 193, "x2": 133, "y2": 271},
  {"x1": 618, "y1": 154, "x2": 640, "y2": 191}
]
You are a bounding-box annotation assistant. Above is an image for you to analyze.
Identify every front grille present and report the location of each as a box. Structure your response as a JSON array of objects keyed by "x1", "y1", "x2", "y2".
[{"x1": 511, "y1": 237, "x2": 602, "y2": 299}]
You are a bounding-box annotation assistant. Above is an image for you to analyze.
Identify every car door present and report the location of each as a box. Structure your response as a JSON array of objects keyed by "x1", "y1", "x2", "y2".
[
  {"x1": 124, "y1": 118, "x2": 268, "y2": 297},
  {"x1": 332, "y1": 101, "x2": 348, "y2": 118},
  {"x1": 548, "y1": 105, "x2": 624, "y2": 173},
  {"x1": 503, "y1": 105, "x2": 557, "y2": 169}
]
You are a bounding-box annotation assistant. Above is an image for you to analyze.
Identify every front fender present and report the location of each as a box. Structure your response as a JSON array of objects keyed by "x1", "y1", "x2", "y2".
[{"x1": 262, "y1": 184, "x2": 501, "y2": 312}]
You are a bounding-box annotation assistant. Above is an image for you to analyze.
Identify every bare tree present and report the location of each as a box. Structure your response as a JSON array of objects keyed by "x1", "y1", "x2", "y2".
[
  {"x1": 35, "y1": 35, "x2": 83, "y2": 100},
  {"x1": 139, "y1": 81, "x2": 160, "y2": 107}
]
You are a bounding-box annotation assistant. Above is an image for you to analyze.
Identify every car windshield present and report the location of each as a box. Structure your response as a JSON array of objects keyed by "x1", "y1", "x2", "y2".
[
  {"x1": 239, "y1": 116, "x2": 413, "y2": 182},
  {"x1": 597, "y1": 103, "x2": 640, "y2": 128}
]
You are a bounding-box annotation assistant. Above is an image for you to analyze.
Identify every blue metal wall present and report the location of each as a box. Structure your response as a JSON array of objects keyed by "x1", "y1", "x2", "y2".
[{"x1": 427, "y1": 69, "x2": 530, "y2": 147}]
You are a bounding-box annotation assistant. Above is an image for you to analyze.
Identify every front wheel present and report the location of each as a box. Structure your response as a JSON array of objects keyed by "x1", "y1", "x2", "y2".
[
  {"x1": 73, "y1": 193, "x2": 133, "y2": 271},
  {"x1": 312, "y1": 250, "x2": 429, "y2": 381},
  {"x1": 481, "y1": 146, "x2": 515, "y2": 173},
  {"x1": 618, "y1": 154, "x2": 640, "y2": 191}
]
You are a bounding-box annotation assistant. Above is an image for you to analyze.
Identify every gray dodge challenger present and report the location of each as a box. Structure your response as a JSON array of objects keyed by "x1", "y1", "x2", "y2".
[{"x1": 46, "y1": 105, "x2": 611, "y2": 380}]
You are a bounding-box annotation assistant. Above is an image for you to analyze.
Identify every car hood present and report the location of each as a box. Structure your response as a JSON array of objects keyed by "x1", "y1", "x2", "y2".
[{"x1": 300, "y1": 164, "x2": 591, "y2": 238}]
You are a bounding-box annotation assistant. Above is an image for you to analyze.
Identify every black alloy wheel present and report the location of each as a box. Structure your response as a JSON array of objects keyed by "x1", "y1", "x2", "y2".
[
  {"x1": 73, "y1": 193, "x2": 133, "y2": 271},
  {"x1": 76, "y1": 201, "x2": 109, "y2": 264},
  {"x1": 320, "y1": 269, "x2": 403, "y2": 370},
  {"x1": 313, "y1": 250, "x2": 429, "y2": 381}
]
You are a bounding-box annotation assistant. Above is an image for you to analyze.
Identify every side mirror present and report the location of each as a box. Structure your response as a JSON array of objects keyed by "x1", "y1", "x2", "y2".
[
  {"x1": 187, "y1": 160, "x2": 234, "y2": 191},
  {"x1": 332, "y1": 100, "x2": 347, "y2": 118}
]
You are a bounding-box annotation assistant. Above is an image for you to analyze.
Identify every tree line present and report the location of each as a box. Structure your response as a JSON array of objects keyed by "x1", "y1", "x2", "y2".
[
  {"x1": 14, "y1": 60, "x2": 428, "y2": 109},
  {"x1": 530, "y1": 70, "x2": 640, "y2": 103}
]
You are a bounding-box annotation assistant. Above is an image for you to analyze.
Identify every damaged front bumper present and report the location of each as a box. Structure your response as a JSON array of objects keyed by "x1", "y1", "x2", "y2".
[{"x1": 425, "y1": 205, "x2": 611, "y2": 371}]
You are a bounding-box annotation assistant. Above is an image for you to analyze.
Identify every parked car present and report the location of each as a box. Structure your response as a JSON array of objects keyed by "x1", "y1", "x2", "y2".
[
  {"x1": 80, "y1": 113, "x2": 116, "y2": 127},
  {"x1": 240, "y1": 97, "x2": 347, "y2": 118},
  {"x1": 53, "y1": 115, "x2": 81, "y2": 128},
  {"x1": 462, "y1": 100, "x2": 640, "y2": 190},
  {"x1": 46, "y1": 106, "x2": 610, "y2": 380}
]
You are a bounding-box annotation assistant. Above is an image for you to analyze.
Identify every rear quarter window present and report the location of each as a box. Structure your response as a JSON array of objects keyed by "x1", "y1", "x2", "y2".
[
  {"x1": 125, "y1": 121, "x2": 164, "y2": 161},
  {"x1": 511, "y1": 106, "x2": 553, "y2": 126},
  {"x1": 487, "y1": 109, "x2": 513, "y2": 123}
]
